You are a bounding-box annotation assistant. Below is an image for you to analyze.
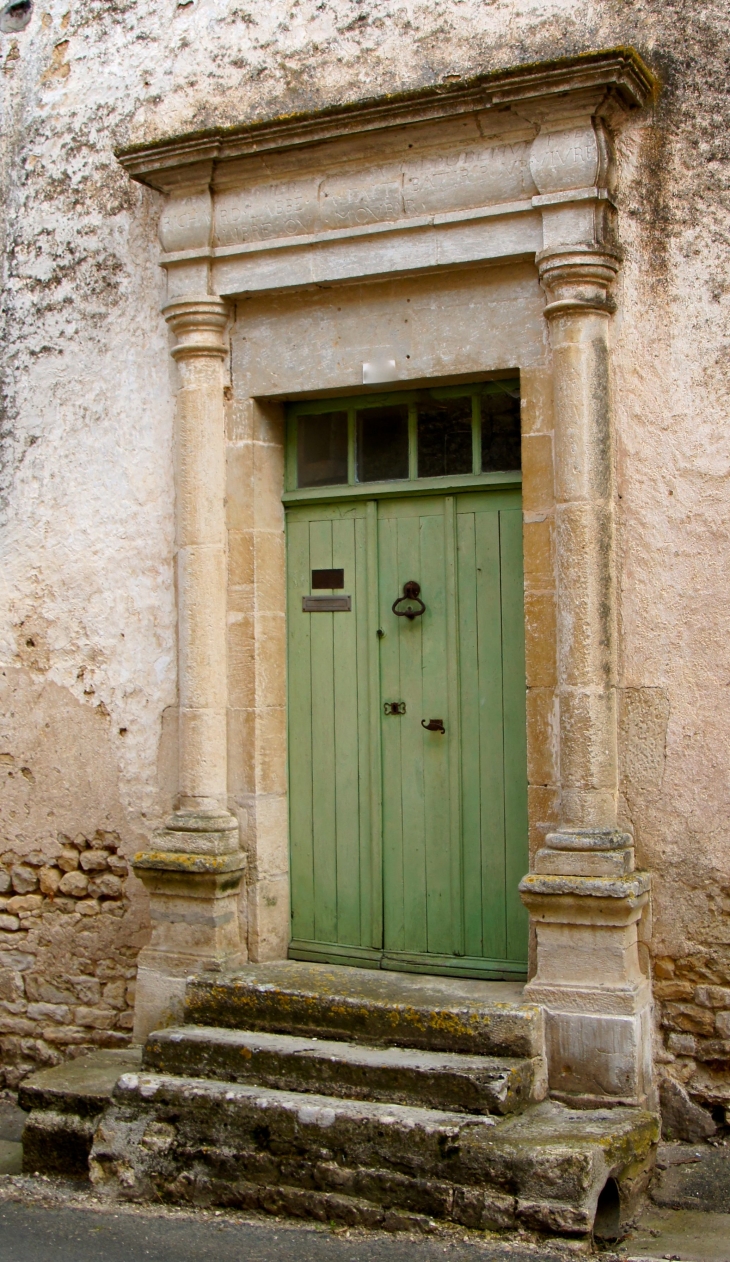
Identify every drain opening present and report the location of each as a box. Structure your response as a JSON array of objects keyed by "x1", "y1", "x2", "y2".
[{"x1": 593, "y1": 1177, "x2": 621, "y2": 1241}]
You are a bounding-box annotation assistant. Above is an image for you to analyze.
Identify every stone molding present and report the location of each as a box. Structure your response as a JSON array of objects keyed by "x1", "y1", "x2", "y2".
[
  {"x1": 163, "y1": 296, "x2": 229, "y2": 360},
  {"x1": 117, "y1": 50, "x2": 654, "y2": 185},
  {"x1": 537, "y1": 246, "x2": 623, "y2": 317},
  {"x1": 115, "y1": 50, "x2": 653, "y2": 303}
]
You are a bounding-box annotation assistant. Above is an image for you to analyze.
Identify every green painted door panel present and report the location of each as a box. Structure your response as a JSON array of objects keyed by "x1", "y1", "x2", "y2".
[
  {"x1": 287, "y1": 502, "x2": 377, "y2": 957},
  {"x1": 286, "y1": 490, "x2": 528, "y2": 978}
]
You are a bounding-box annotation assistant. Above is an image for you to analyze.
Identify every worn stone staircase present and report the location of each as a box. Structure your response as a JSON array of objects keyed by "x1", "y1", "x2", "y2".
[{"x1": 20, "y1": 962, "x2": 658, "y2": 1242}]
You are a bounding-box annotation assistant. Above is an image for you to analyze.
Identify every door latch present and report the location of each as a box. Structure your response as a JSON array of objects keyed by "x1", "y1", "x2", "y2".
[
  {"x1": 384, "y1": 701, "x2": 406, "y2": 715},
  {"x1": 421, "y1": 718, "x2": 445, "y2": 733}
]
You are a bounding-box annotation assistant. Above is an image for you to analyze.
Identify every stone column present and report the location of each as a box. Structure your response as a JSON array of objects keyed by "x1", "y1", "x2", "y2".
[
  {"x1": 520, "y1": 244, "x2": 653, "y2": 1107},
  {"x1": 133, "y1": 297, "x2": 246, "y2": 1041}
]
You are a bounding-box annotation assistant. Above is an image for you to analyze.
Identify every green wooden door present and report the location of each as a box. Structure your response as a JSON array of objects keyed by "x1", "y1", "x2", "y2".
[{"x1": 286, "y1": 489, "x2": 528, "y2": 979}]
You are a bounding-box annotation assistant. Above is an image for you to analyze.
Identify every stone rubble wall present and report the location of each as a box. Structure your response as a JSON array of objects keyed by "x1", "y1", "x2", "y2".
[{"x1": 0, "y1": 832, "x2": 135, "y2": 1088}]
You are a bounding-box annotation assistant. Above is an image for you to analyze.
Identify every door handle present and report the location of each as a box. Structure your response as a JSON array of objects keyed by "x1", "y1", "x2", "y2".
[
  {"x1": 421, "y1": 719, "x2": 445, "y2": 734},
  {"x1": 392, "y1": 580, "x2": 426, "y2": 620}
]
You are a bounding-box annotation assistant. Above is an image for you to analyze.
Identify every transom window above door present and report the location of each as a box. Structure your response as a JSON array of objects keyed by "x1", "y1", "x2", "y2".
[{"x1": 286, "y1": 380, "x2": 520, "y2": 496}]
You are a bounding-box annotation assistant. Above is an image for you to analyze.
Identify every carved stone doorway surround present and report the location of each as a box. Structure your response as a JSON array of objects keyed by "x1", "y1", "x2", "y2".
[{"x1": 118, "y1": 50, "x2": 656, "y2": 1107}]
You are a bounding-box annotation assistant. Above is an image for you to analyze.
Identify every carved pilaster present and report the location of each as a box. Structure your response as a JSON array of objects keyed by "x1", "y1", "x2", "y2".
[
  {"x1": 520, "y1": 243, "x2": 654, "y2": 1107},
  {"x1": 132, "y1": 296, "x2": 246, "y2": 1041}
]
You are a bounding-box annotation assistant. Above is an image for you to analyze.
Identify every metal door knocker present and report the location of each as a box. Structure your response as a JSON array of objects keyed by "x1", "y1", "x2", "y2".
[
  {"x1": 421, "y1": 719, "x2": 445, "y2": 734},
  {"x1": 392, "y1": 580, "x2": 426, "y2": 620}
]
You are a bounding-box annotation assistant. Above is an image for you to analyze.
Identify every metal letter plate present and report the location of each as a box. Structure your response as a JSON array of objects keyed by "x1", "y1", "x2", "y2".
[{"x1": 302, "y1": 595, "x2": 352, "y2": 612}]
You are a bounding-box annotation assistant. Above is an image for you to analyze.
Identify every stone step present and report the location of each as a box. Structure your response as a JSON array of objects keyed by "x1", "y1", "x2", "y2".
[
  {"x1": 90, "y1": 1068, "x2": 658, "y2": 1239},
  {"x1": 18, "y1": 1047, "x2": 143, "y2": 1177},
  {"x1": 185, "y1": 962, "x2": 543, "y2": 1059},
  {"x1": 143, "y1": 1025, "x2": 544, "y2": 1116}
]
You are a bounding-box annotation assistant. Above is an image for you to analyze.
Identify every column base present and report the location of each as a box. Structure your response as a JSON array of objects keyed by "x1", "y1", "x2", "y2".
[
  {"x1": 524, "y1": 979, "x2": 654, "y2": 1108},
  {"x1": 132, "y1": 811, "x2": 246, "y2": 1040},
  {"x1": 520, "y1": 832, "x2": 654, "y2": 1108}
]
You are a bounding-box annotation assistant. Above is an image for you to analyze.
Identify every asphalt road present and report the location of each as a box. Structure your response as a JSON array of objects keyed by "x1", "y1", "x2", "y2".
[{"x1": 0, "y1": 1201, "x2": 567, "y2": 1262}]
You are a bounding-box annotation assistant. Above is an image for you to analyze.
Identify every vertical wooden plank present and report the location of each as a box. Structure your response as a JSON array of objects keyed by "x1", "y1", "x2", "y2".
[
  {"x1": 456, "y1": 507, "x2": 482, "y2": 958},
  {"x1": 308, "y1": 517, "x2": 338, "y2": 943},
  {"x1": 399, "y1": 510, "x2": 431, "y2": 953},
  {"x1": 286, "y1": 513, "x2": 315, "y2": 941},
  {"x1": 379, "y1": 511, "x2": 406, "y2": 951},
  {"x1": 444, "y1": 496, "x2": 464, "y2": 957},
  {"x1": 475, "y1": 506, "x2": 508, "y2": 959},
  {"x1": 366, "y1": 500, "x2": 383, "y2": 948},
  {"x1": 332, "y1": 511, "x2": 361, "y2": 944},
  {"x1": 500, "y1": 507, "x2": 529, "y2": 963},
  {"x1": 418, "y1": 507, "x2": 449, "y2": 955}
]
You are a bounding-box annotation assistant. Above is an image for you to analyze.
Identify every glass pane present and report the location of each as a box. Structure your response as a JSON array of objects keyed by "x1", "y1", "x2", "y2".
[
  {"x1": 356, "y1": 404, "x2": 409, "y2": 482},
  {"x1": 297, "y1": 411, "x2": 348, "y2": 487},
  {"x1": 481, "y1": 389, "x2": 521, "y2": 472},
  {"x1": 417, "y1": 396, "x2": 473, "y2": 478}
]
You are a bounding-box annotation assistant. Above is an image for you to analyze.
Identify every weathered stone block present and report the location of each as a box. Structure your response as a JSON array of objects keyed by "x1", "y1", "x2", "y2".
[
  {"x1": 59, "y1": 871, "x2": 89, "y2": 898},
  {"x1": 102, "y1": 982, "x2": 126, "y2": 1010},
  {"x1": 662, "y1": 1004, "x2": 716, "y2": 1037},
  {"x1": 27, "y1": 1003, "x2": 71, "y2": 1024},
  {"x1": 0, "y1": 969, "x2": 24, "y2": 1003},
  {"x1": 695, "y1": 986, "x2": 730, "y2": 1009},
  {"x1": 39, "y1": 867, "x2": 62, "y2": 896},
  {"x1": 11, "y1": 866, "x2": 39, "y2": 895},
  {"x1": 75, "y1": 1006, "x2": 117, "y2": 1030},
  {"x1": 89, "y1": 874, "x2": 122, "y2": 899},
  {"x1": 659, "y1": 1077, "x2": 716, "y2": 1141},
  {"x1": 80, "y1": 852, "x2": 108, "y2": 873},
  {"x1": 667, "y1": 1033, "x2": 696, "y2": 1056},
  {"x1": 8, "y1": 894, "x2": 43, "y2": 914},
  {"x1": 77, "y1": 899, "x2": 101, "y2": 916},
  {"x1": 70, "y1": 974, "x2": 101, "y2": 1004},
  {"x1": 655, "y1": 981, "x2": 695, "y2": 1001}
]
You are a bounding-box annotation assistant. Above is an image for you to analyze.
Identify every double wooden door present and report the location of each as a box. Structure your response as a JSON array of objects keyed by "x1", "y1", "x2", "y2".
[{"x1": 286, "y1": 489, "x2": 528, "y2": 979}]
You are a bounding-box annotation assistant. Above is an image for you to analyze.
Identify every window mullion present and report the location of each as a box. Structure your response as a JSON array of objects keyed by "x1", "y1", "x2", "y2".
[
  {"x1": 348, "y1": 409, "x2": 357, "y2": 484},
  {"x1": 472, "y1": 394, "x2": 482, "y2": 475},
  {"x1": 408, "y1": 404, "x2": 418, "y2": 480}
]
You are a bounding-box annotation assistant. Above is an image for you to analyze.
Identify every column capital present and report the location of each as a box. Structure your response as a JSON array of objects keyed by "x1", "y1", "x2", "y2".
[
  {"x1": 536, "y1": 245, "x2": 622, "y2": 319},
  {"x1": 163, "y1": 295, "x2": 230, "y2": 361}
]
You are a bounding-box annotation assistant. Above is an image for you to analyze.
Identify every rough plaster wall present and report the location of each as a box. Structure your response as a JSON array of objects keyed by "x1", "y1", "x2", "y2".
[{"x1": 1, "y1": 0, "x2": 729, "y2": 1104}]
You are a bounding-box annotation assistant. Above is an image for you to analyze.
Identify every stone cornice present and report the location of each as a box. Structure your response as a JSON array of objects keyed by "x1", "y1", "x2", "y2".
[{"x1": 116, "y1": 49, "x2": 655, "y2": 193}]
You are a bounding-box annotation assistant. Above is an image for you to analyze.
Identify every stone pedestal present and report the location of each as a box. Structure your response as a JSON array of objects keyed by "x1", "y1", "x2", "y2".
[{"x1": 521, "y1": 829, "x2": 652, "y2": 1107}]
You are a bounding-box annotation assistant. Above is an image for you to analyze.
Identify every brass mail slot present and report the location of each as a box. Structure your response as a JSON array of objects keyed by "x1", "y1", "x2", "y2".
[{"x1": 302, "y1": 595, "x2": 352, "y2": 612}]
